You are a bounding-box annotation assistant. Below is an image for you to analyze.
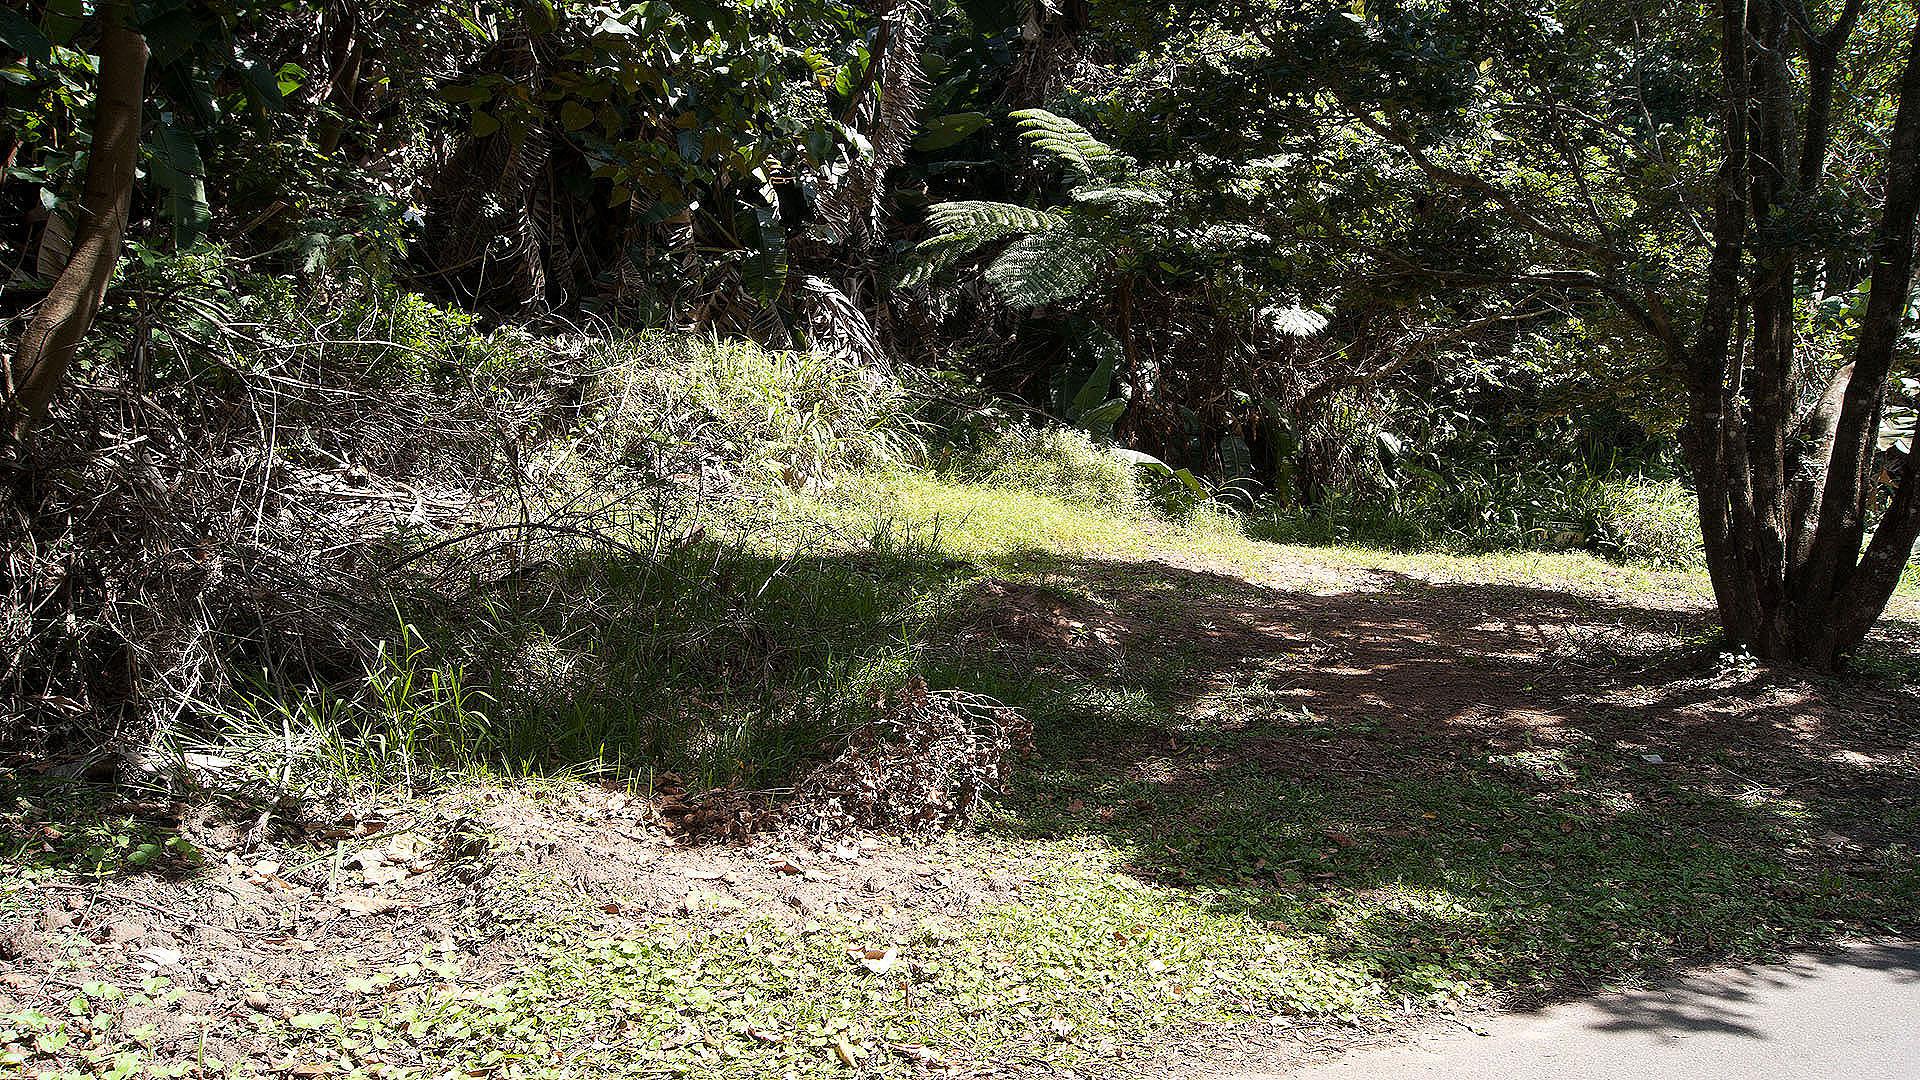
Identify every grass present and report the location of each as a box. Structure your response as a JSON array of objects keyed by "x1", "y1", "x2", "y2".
[{"x1": 7, "y1": 469, "x2": 1919, "y2": 1080}]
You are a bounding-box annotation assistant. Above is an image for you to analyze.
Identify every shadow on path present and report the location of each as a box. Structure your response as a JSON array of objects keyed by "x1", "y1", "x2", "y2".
[{"x1": 946, "y1": 553, "x2": 1920, "y2": 1030}]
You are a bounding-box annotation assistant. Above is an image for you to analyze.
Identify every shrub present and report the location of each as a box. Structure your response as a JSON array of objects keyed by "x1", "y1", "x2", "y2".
[
  {"x1": 1593, "y1": 477, "x2": 1704, "y2": 567},
  {"x1": 961, "y1": 423, "x2": 1138, "y2": 507},
  {"x1": 584, "y1": 333, "x2": 925, "y2": 490},
  {"x1": 1179, "y1": 501, "x2": 1248, "y2": 539}
]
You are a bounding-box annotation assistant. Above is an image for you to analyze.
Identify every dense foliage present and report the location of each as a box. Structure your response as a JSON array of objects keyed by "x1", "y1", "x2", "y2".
[{"x1": 5, "y1": 0, "x2": 1920, "y2": 755}]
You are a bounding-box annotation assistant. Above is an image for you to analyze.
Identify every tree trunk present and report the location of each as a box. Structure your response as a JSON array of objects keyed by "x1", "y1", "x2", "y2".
[
  {"x1": 4, "y1": 2, "x2": 148, "y2": 445},
  {"x1": 1680, "y1": 0, "x2": 1920, "y2": 671}
]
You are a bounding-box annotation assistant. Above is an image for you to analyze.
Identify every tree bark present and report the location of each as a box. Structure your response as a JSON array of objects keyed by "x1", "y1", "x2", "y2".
[{"x1": 4, "y1": 2, "x2": 148, "y2": 445}]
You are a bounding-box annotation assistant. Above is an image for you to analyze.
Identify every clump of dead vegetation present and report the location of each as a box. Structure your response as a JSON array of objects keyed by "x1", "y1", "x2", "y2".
[
  {"x1": 786, "y1": 676, "x2": 1033, "y2": 836},
  {"x1": 653, "y1": 675, "x2": 1033, "y2": 841},
  {"x1": 1, "y1": 254, "x2": 925, "y2": 785}
]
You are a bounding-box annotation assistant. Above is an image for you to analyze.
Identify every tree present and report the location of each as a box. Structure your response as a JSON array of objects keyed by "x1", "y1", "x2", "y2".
[
  {"x1": 3, "y1": 0, "x2": 146, "y2": 445},
  {"x1": 1188, "y1": 0, "x2": 1920, "y2": 669}
]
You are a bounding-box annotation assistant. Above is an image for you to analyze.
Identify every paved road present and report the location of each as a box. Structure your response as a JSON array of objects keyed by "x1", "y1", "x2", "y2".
[{"x1": 1248, "y1": 942, "x2": 1920, "y2": 1080}]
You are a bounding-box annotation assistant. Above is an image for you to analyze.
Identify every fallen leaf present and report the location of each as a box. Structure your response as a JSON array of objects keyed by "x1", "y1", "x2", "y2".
[
  {"x1": 137, "y1": 946, "x2": 183, "y2": 968},
  {"x1": 852, "y1": 945, "x2": 897, "y2": 974}
]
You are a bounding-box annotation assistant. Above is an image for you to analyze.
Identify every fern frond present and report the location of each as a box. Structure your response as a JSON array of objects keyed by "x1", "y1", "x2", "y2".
[
  {"x1": 985, "y1": 231, "x2": 1107, "y2": 307},
  {"x1": 1261, "y1": 305, "x2": 1329, "y2": 337},
  {"x1": 925, "y1": 200, "x2": 1065, "y2": 242},
  {"x1": 1068, "y1": 185, "x2": 1168, "y2": 215},
  {"x1": 896, "y1": 231, "x2": 984, "y2": 288},
  {"x1": 1011, "y1": 109, "x2": 1127, "y2": 180}
]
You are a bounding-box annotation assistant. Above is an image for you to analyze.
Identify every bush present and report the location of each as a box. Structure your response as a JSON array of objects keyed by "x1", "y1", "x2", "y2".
[
  {"x1": 1592, "y1": 478, "x2": 1704, "y2": 567},
  {"x1": 585, "y1": 333, "x2": 925, "y2": 491},
  {"x1": 961, "y1": 423, "x2": 1137, "y2": 507},
  {"x1": 1247, "y1": 460, "x2": 1706, "y2": 569}
]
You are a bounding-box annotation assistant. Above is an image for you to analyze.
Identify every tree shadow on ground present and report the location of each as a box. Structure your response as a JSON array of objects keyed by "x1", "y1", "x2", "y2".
[
  {"x1": 1578, "y1": 942, "x2": 1920, "y2": 1038},
  {"x1": 943, "y1": 553, "x2": 1920, "y2": 1026}
]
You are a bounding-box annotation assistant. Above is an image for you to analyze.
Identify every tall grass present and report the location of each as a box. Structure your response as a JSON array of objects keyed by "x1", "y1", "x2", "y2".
[
  {"x1": 957, "y1": 423, "x2": 1137, "y2": 507},
  {"x1": 584, "y1": 333, "x2": 926, "y2": 490},
  {"x1": 179, "y1": 509, "x2": 966, "y2": 796},
  {"x1": 1251, "y1": 459, "x2": 1706, "y2": 568}
]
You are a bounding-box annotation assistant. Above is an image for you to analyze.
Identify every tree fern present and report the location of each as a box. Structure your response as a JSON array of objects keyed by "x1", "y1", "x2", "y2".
[
  {"x1": 899, "y1": 113, "x2": 1159, "y2": 313},
  {"x1": 1068, "y1": 185, "x2": 1168, "y2": 213},
  {"x1": 896, "y1": 232, "x2": 984, "y2": 289},
  {"x1": 1261, "y1": 305, "x2": 1329, "y2": 337},
  {"x1": 897, "y1": 201, "x2": 1065, "y2": 288},
  {"x1": 924, "y1": 200, "x2": 1065, "y2": 242}
]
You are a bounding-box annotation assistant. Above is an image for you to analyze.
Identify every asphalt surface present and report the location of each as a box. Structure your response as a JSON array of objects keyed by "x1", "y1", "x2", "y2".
[{"x1": 1249, "y1": 942, "x2": 1920, "y2": 1080}]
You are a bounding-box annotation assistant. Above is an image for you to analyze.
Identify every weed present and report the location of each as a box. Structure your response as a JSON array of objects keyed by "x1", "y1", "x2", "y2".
[{"x1": 958, "y1": 424, "x2": 1138, "y2": 508}]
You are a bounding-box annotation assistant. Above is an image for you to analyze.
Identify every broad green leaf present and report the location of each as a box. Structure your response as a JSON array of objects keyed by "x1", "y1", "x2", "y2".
[{"x1": 913, "y1": 112, "x2": 991, "y2": 153}]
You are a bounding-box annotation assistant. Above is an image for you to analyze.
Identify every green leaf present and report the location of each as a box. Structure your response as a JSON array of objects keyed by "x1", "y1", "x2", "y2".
[
  {"x1": 1010, "y1": 109, "x2": 1127, "y2": 180},
  {"x1": 737, "y1": 206, "x2": 789, "y2": 306},
  {"x1": 40, "y1": 0, "x2": 83, "y2": 48},
  {"x1": 924, "y1": 200, "x2": 1063, "y2": 243},
  {"x1": 560, "y1": 100, "x2": 595, "y2": 132},
  {"x1": 145, "y1": 114, "x2": 209, "y2": 247},
  {"x1": 1110, "y1": 447, "x2": 1174, "y2": 477},
  {"x1": 1075, "y1": 397, "x2": 1128, "y2": 437},
  {"x1": 984, "y1": 232, "x2": 1107, "y2": 308},
  {"x1": 0, "y1": 9, "x2": 51, "y2": 64},
  {"x1": 914, "y1": 112, "x2": 991, "y2": 152}
]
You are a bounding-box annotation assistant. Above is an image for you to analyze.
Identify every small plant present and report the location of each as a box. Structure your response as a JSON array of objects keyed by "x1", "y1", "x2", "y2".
[
  {"x1": 1592, "y1": 477, "x2": 1705, "y2": 567},
  {"x1": 960, "y1": 423, "x2": 1138, "y2": 507},
  {"x1": 192, "y1": 622, "x2": 495, "y2": 793}
]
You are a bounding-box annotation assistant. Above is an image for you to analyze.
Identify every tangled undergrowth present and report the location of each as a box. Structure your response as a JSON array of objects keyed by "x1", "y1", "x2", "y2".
[
  {"x1": 3, "y1": 496, "x2": 1916, "y2": 1080},
  {"x1": 1, "y1": 256, "x2": 926, "y2": 785}
]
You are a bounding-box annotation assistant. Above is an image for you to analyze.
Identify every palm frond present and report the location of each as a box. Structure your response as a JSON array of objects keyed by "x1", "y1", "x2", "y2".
[
  {"x1": 810, "y1": 0, "x2": 931, "y2": 246},
  {"x1": 799, "y1": 276, "x2": 891, "y2": 374}
]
